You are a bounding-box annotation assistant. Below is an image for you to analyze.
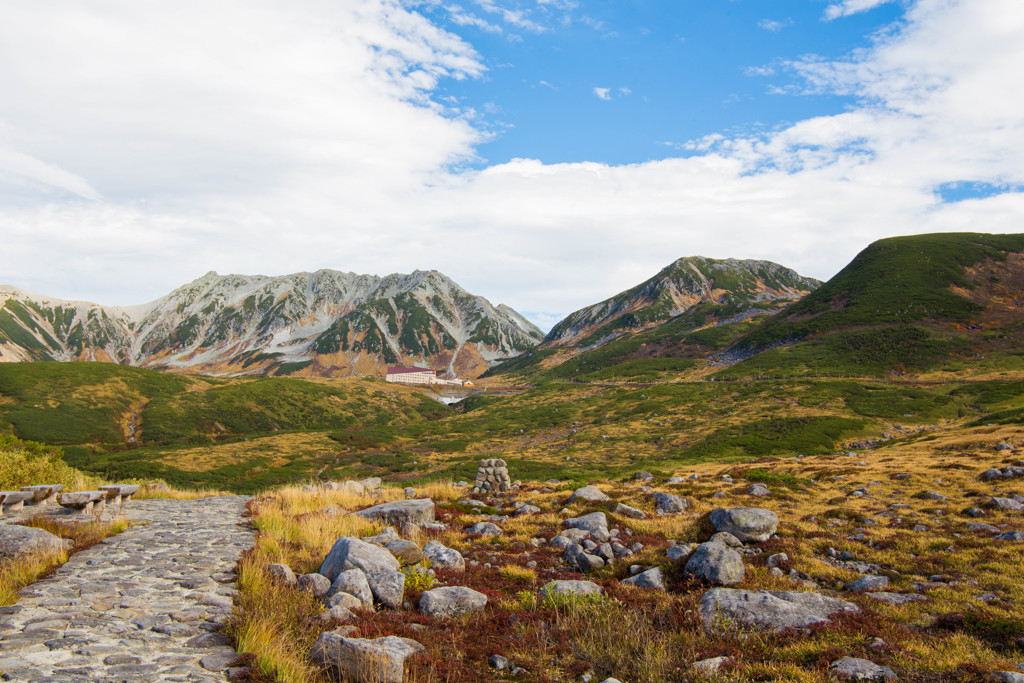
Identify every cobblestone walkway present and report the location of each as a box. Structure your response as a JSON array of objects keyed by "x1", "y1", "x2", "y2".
[{"x1": 0, "y1": 496, "x2": 254, "y2": 682}]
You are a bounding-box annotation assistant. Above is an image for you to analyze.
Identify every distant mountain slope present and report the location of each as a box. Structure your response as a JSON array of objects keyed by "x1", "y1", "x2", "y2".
[
  {"x1": 0, "y1": 269, "x2": 543, "y2": 378},
  {"x1": 717, "y1": 232, "x2": 1024, "y2": 378},
  {"x1": 545, "y1": 256, "x2": 820, "y2": 347},
  {"x1": 487, "y1": 256, "x2": 819, "y2": 381}
]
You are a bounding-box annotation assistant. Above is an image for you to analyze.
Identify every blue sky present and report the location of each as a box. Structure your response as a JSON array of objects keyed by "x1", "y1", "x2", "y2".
[
  {"x1": 0, "y1": 0, "x2": 1022, "y2": 331},
  {"x1": 426, "y1": 0, "x2": 902, "y2": 167}
]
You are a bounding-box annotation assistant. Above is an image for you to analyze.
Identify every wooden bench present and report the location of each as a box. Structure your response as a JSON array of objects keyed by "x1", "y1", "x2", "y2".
[
  {"x1": 98, "y1": 484, "x2": 140, "y2": 507},
  {"x1": 57, "y1": 491, "x2": 107, "y2": 514},
  {"x1": 20, "y1": 484, "x2": 64, "y2": 506},
  {"x1": 0, "y1": 491, "x2": 34, "y2": 516}
]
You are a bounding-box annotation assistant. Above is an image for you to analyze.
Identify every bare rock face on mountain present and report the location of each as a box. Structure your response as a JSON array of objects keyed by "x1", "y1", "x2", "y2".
[{"x1": 0, "y1": 269, "x2": 543, "y2": 378}]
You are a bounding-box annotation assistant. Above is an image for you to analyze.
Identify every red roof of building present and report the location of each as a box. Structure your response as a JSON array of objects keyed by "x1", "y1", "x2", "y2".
[{"x1": 386, "y1": 366, "x2": 434, "y2": 375}]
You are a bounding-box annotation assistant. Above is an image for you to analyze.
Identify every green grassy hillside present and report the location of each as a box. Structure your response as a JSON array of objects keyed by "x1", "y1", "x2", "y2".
[{"x1": 715, "y1": 232, "x2": 1024, "y2": 379}]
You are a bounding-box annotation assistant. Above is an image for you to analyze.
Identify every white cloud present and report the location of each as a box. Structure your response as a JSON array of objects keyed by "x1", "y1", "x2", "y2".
[
  {"x1": 758, "y1": 18, "x2": 793, "y2": 33},
  {"x1": 444, "y1": 5, "x2": 503, "y2": 33},
  {"x1": 2, "y1": 0, "x2": 1024, "y2": 331},
  {"x1": 593, "y1": 87, "x2": 612, "y2": 100},
  {"x1": 824, "y1": 0, "x2": 897, "y2": 20}
]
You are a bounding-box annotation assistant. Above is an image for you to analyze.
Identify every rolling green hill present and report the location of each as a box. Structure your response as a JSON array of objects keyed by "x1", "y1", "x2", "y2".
[{"x1": 716, "y1": 232, "x2": 1024, "y2": 379}]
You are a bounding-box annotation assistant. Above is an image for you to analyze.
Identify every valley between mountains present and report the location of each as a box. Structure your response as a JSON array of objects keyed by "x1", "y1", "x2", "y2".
[{"x1": 1, "y1": 231, "x2": 1024, "y2": 682}]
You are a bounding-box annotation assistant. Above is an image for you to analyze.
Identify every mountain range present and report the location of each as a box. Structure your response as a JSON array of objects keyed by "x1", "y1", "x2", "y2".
[
  {"x1": 0, "y1": 270, "x2": 543, "y2": 379},
  {"x1": 3, "y1": 232, "x2": 1023, "y2": 381}
]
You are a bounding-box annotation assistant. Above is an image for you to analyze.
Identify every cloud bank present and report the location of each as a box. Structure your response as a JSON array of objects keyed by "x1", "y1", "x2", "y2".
[{"x1": 1, "y1": 0, "x2": 1022, "y2": 330}]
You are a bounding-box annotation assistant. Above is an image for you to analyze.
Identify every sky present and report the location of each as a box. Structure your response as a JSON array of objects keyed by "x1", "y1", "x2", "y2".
[{"x1": 1, "y1": 0, "x2": 1023, "y2": 331}]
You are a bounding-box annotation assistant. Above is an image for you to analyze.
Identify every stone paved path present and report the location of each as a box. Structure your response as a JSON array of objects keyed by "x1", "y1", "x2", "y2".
[{"x1": 0, "y1": 496, "x2": 254, "y2": 682}]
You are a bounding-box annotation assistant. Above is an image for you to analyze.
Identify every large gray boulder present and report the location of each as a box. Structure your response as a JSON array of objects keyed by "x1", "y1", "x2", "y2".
[
  {"x1": 707, "y1": 508, "x2": 778, "y2": 543},
  {"x1": 568, "y1": 486, "x2": 610, "y2": 503},
  {"x1": 0, "y1": 524, "x2": 71, "y2": 562},
  {"x1": 565, "y1": 512, "x2": 610, "y2": 542},
  {"x1": 366, "y1": 571, "x2": 405, "y2": 610},
  {"x1": 419, "y1": 586, "x2": 488, "y2": 618},
  {"x1": 319, "y1": 537, "x2": 400, "y2": 582},
  {"x1": 684, "y1": 542, "x2": 745, "y2": 586},
  {"x1": 355, "y1": 499, "x2": 435, "y2": 526},
  {"x1": 327, "y1": 569, "x2": 374, "y2": 609},
  {"x1": 829, "y1": 656, "x2": 898, "y2": 681},
  {"x1": 309, "y1": 633, "x2": 424, "y2": 683},
  {"x1": 700, "y1": 588, "x2": 859, "y2": 633},
  {"x1": 422, "y1": 540, "x2": 465, "y2": 571}
]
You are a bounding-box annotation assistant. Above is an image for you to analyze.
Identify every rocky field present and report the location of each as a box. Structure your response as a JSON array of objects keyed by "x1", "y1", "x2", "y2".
[{"x1": 228, "y1": 424, "x2": 1024, "y2": 682}]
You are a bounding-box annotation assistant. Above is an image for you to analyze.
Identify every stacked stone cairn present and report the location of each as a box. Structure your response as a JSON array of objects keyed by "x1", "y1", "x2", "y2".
[{"x1": 472, "y1": 458, "x2": 511, "y2": 494}]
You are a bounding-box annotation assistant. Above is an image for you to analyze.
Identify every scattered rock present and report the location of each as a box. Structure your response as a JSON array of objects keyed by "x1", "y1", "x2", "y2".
[
  {"x1": 566, "y1": 512, "x2": 610, "y2": 542},
  {"x1": 621, "y1": 567, "x2": 666, "y2": 591},
  {"x1": 708, "y1": 508, "x2": 778, "y2": 543},
  {"x1": 700, "y1": 588, "x2": 859, "y2": 633},
  {"x1": 613, "y1": 502, "x2": 647, "y2": 519},
  {"x1": 710, "y1": 532, "x2": 742, "y2": 548},
  {"x1": 667, "y1": 544, "x2": 694, "y2": 561},
  {"x1": 0, "y1": 525, "x2": 71, "y2": 563},
  {"x1": 327, "y1": 592, "x2": 364, "y2": 611},
  {"x1": 987, "y1": 497, "x2": 1024, "y2": 511},
  {"x1": 866, "y1": 592, "x2": 926, "y2": 605},
  {"x1": 994, "y1": 531, "x2": 1024, "y2": 541},
  {"x1": 266, "y1": 563, "x2": 296, "y2": 587},
  {"x1": 319, "y1": 605, "x2": 356, "y2": 623},
  {"x1": 489, "y1": 654, "x2": 511, "y2": 670},
  {"x1": 685, "y1": 542, "x2": 745, "y2": 586},
  {"x1": 748, "y1": 483, "x2": 770, "y2": 497},
  {"x1": 384, "y1": 539, "x2": 425, "y2": 566},
  {"x1": 422, "y1": 540, "x2": 465, "y2": 571},
  {"x1": 363, "y1": 527, "x2": 401, "y2": 546},
  {"x1": 366, "y1": 571, "x2": 405, "y2": 610},
  {"x1": 692, "y1": 656, "x2": 731, "y2": 677},
  {"x1": 829, "y1": 656, "x2": 898, "y2": 681},
  {"x1": 844, "y1": 575, "x2": 889, "y2": 592},
  {"x1": 466, "y1": 521, "x2": 502, "y2": 536},
  {"x1": 320, "y1": 537, "x2": 401, "y2": 582},
  {"x1": 653, "y1": 492, "x2": 688, "y2": 514},
  {"x1": 296, "y1": 573, "x2": 332, "y2": 598},
  {"x1": 328, "y1": 569, "x2": 374, "y2": 609},
  {"x1": 419, "y1": 586, "x2": 488, "y2": 618},
  {"x1": 991, "y1": 673, "x2": 1024, "y2": 683},
  {"x1": 539, "y1": 580, "x2": 602, "y2": 600},
  {"x1": 309, "y1": 633, "x2": 424, "y2": 683},
  {"x1": 568, "y1": 486, "x2": 610, "y2": 503},
  {"x1": 356, "y1": 499, "x2": 436, "y2": 527}
]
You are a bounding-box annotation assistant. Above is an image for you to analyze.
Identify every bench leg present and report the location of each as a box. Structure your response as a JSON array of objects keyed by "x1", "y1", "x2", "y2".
[
  {"x1": 9, "y1": 501, "x2": 23, "y2": 512},
  {"x1": 83, "y1": 501, "x2": 94, "y2": 514},
  {"x1": 110, "y1": 494, "x2": 122, "y2": 507},
  {"x1": 43, "y1": 493, "x2": 57, "y2": 505},
  {"x1": 94, "y1": 500, "x2": 105, "y2": 514}
]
